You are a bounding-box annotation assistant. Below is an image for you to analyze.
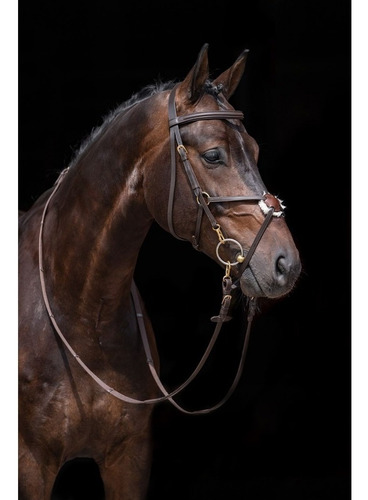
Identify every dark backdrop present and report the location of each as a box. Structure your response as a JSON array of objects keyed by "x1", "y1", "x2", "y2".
[{"x1": 19, "y1": 1, "x2": 351, "y2": 499}]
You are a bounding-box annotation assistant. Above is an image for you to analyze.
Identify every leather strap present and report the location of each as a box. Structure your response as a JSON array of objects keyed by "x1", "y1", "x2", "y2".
[
  {"x1": 240, "y1": 208, "x2": 275, "y2": 269},
  {"x1": 206, "y1": 195, "x2": 262, "y2": 203},
  {"x1": 169, "y1": 110, "x2": 244, "y2": 127},
  {"x1": 131, "y1": 280, "x2": 257, "y2": 415}
]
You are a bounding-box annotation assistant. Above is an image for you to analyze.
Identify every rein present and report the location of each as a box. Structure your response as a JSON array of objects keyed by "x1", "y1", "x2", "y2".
[
  {"x1": 38, "y1": 174, "x2": 257, "y2": 414},
  {"x1": 38, "y1": 86, "x2": 284, "y2": 414}
]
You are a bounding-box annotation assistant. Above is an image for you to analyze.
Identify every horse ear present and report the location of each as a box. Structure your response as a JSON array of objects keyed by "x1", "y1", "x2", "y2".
[
  {"x1": 213, "y1": 49, "x2": 249, "y2": 99},
  {"x1": 176, "y1": 43, "x2": 210, "y2": 104}
]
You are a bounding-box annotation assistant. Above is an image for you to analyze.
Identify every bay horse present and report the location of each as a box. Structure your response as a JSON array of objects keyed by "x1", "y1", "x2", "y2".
[{"x1": 18, "y1": 44, "x2": 301, "y2": 499}]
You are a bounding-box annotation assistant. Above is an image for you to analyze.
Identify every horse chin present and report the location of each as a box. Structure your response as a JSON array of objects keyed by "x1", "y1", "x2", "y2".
[{"x1": 239, "y1": 267, "x2": 290, "y2": 299}]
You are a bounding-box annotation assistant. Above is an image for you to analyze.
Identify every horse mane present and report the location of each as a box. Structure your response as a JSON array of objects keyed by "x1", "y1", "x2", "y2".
[
  {"x1": 70, "y1": 78, "x2": 222, "y2": 168},
  {"x1": 70, "y1": 80, "x2": 175, "y2": 167}
]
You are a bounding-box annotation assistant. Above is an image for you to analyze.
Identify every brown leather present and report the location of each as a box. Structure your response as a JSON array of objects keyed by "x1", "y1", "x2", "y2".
[
  {"x1": 169, "y1": 110, "x2": 244, "y2": 127},
  {"x1": 211, "y1": 276, "x2": 234, "y2": 323},
  {"x1": 264, "y1": 193, "x2": 282, "y2": 211}
]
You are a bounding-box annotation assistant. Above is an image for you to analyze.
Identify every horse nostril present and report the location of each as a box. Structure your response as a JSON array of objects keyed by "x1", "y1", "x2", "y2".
[
  {"x1": 274, "y1": 253, "x2": 301, "y2": 287},
  {"x1": 275, "y1": 255, "x2": 289, "y2": 282},
  {"x1": 276, "y1": 255, "x2": 286, "y2": 274}
]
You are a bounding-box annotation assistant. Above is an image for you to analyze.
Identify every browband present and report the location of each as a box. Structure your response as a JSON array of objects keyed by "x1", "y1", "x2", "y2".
[{"x1": 169, "y1": 110, "x2": 244, "y2": 128}]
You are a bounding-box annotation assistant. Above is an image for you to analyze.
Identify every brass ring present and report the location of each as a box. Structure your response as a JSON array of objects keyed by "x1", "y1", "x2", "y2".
[{"x1": 196, "y1": 191, "x2": 211, "y2": 206}]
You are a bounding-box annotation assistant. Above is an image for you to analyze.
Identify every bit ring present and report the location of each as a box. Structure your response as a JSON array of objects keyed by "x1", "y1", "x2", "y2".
[{"x1": 216, "y1": 238, "x2": 244, "y2": 266}]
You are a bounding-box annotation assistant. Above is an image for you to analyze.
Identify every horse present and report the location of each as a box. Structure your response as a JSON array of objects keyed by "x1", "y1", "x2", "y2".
[{"x1": 18, "y1": 44, "x2": 301, "y2": 499}]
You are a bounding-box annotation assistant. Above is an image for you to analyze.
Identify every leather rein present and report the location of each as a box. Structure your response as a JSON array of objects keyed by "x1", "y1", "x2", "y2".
[{"x1": 38, "y1": 86, "x2": 284, "y2": 415}]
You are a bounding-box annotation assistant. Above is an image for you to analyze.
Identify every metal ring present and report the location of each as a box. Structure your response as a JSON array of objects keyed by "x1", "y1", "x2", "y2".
[
  {"x1": 196, "y1": 191, "x2": 211, "y2": 206},
  {"x1": 216, "y1": 238, "x2": 244, "y2": 266}
]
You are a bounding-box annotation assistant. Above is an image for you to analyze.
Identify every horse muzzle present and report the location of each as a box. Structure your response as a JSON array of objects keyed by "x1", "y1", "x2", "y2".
[{"x1": 238, "y1": 245, "x2": 302, "y2": 298}]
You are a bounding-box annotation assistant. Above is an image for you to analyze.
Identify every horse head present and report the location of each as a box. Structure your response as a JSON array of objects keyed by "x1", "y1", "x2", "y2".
[{"x1": 143, "y1": 44, "x2": 301, "y2": 299}]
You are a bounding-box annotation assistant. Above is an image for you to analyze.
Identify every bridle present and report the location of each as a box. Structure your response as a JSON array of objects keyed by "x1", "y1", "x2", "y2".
[
  {"x1": 167, "y1": 84, "x2": 285, "y2": 281},
  {"x1": 38, "y1": 85, "x2": 285, "y2": 415}
]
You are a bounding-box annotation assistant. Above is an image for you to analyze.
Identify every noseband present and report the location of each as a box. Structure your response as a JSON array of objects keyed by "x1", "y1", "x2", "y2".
[{"x1": 38, "y1": 86, "x2": 286, "y2": 415}]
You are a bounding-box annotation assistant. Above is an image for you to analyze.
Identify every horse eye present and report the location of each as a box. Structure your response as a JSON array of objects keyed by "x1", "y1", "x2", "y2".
[{"x1": 201, "y1": 149, "x2": 223, "y2": 166}]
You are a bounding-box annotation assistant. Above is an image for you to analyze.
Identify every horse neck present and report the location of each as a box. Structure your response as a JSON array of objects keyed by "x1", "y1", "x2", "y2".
[{"x1": 43, "y1": 107, "x2": 157, "y2": 328}]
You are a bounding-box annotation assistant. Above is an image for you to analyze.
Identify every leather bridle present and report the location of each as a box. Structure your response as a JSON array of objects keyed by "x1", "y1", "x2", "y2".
[
  {"x1": 167, "y1": 84, "x2": 284, "y2": 274},
  {"x1": 38, "y1": 85, "x2": 286, "y2": 415}
]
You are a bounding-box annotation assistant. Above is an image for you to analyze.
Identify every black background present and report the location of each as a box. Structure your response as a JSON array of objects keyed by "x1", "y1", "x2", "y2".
[{"x1": 19, "y1": 1, "x2": 351, "y2": 499}]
